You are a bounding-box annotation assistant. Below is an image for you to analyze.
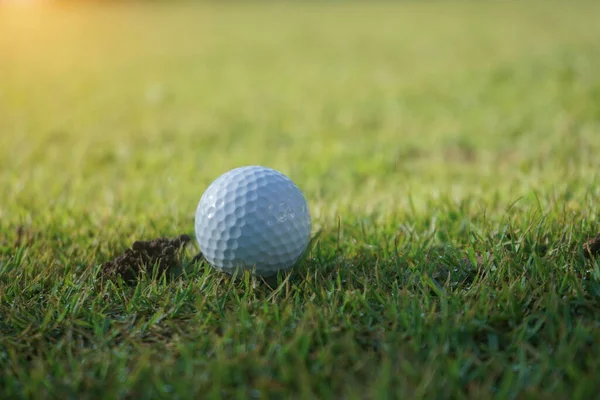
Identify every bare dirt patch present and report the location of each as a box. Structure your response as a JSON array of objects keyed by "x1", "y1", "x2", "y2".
[
  {"x1": 583, "y1": 234, "x2": 600, "y2": 258},
  {"x1": 102, "y1": 234, "x2": 196, "y2": 282}
]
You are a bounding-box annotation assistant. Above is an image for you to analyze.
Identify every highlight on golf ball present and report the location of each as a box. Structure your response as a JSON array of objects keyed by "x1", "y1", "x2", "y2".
[{"x1": 194, "y1": 166, "x2": 311, "y2": 276}]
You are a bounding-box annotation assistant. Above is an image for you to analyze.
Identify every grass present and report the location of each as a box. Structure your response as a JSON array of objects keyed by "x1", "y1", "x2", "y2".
[{"x1": 1, "y1": 1, "x2": 600, "y2": 398}]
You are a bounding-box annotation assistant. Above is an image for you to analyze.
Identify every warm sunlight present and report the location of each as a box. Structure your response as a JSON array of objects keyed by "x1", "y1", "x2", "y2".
[{"x1": 0, "y1": 0, "x2": 51, "y2": 6}]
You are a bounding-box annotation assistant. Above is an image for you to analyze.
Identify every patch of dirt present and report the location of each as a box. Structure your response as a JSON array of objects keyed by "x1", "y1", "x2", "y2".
[
  {"x1": 102, "y1": 234, "x2": 197, "y2": 282},
  {"x1": 583, "y1": 234, "x2": 600, "y2": 258}
]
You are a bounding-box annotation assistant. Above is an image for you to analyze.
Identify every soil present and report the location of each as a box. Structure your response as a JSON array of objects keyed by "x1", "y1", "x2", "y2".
[
  {"x1": 102, "y1": 234, "x2": 197, "y2": 282},
  {"x1": 583, "y1": 234, "x2": 600, "y2": 258}
]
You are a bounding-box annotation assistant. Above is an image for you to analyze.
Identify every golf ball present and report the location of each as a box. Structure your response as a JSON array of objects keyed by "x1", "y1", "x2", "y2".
[{"x1": 195, "y1": 166, "x2": 311, "y2": 276}]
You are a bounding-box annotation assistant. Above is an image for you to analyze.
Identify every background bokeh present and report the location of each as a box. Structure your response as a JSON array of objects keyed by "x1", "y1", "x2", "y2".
[{"x1": 2, "y1": 3, "x2": 599, "y2": 236}]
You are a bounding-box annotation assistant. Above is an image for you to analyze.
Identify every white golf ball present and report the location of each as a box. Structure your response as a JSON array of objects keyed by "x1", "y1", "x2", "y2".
[{"x1": 195, "y1": 166, "x2": 311, "y2": 276}]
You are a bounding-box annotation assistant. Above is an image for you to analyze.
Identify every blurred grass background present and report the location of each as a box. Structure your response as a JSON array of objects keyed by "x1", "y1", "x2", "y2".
[{"x1": 2, "y1": 2, "x2": 599, "y2": 231}]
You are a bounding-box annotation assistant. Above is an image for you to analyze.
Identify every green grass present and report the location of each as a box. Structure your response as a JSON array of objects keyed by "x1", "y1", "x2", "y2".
[{"x1": 1, "y1": 1, "x2": 600, "y2": 398}]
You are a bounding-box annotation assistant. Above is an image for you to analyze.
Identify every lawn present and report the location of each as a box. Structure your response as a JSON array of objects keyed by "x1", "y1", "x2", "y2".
[{"x1": 1, "y1": 1, "x2": 600, "y2": 398}]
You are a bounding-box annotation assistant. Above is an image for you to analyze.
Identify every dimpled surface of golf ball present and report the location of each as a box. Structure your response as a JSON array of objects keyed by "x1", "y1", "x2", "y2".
[{"x1": 195, "y1": 166, "x2": 311, "y2": 276}]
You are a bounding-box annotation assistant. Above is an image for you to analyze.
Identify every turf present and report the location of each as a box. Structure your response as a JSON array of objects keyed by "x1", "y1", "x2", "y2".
[{"x1": 1, "y1": 1, "x2": 600, "y2": 398}]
